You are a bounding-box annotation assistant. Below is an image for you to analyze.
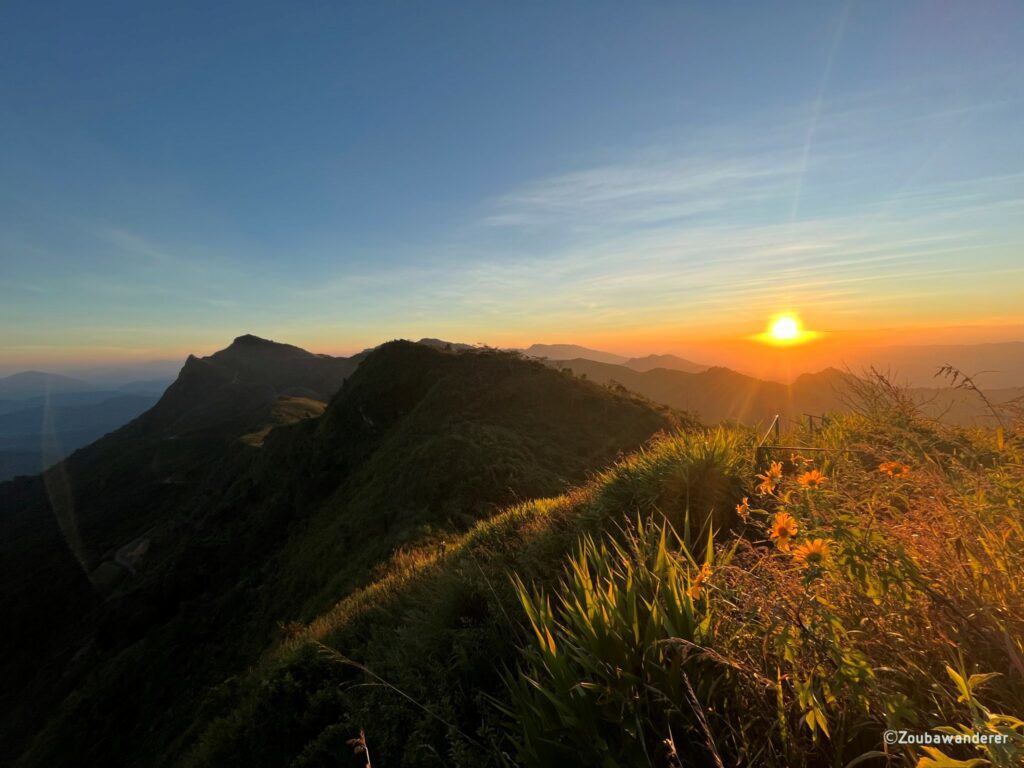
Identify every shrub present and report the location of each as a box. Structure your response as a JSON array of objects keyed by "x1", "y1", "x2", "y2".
[{"x1": 503, "y1": 406, "x2": 1024, "y2": 767}]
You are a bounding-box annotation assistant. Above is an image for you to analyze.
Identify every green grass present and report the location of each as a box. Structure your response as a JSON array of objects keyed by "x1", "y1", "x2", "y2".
[
  {"x1": 185, "y1": 375, "x2": 1024, "y2": 768},
  {"x1": 240, "y1": 396, "x2": 326, "y2": 447},
  {"x1": 183, "y1": 430, "x2": 751, "y2": 767}
]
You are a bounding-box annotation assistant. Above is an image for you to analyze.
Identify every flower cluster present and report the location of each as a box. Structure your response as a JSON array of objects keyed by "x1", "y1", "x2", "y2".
[
  {"x1": 878, "y1": 460, "x2": 911, "y2": 477},
  {"x1": 746, "y1": 459, "x2": 835, "y2": 568}
]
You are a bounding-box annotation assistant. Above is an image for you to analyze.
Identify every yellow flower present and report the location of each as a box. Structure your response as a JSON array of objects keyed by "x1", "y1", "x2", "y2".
[
  {"x1": 878, "y1": 461, "x2": 910, "y2": 477},
  {"x1": 792, "y1": 538, "x2": 830, "y2": 568},
  {"x1": 756, "y1": 461, "x2": 784, "y2": 495},
  {"x1": 770, "y1": 511, "x2": 798, "y2": 551},
  {"x1": 735, "y1": 496, "x2": 750, "y2": 522},
  {"x1": 797, "y1": 469, "x2": 828, "y2": 489},
  {"x1": 688, "y1": 562, "x2": 712, "y2": 599}
]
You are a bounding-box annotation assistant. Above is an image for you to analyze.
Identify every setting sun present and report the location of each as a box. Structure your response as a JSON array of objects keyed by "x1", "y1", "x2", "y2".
[
  {"x1": 770, "y1": 315, "x2": 800, "y2": 341},
  {"x1": 753, "y1": 312, "x2": 821, "y2": 346}
]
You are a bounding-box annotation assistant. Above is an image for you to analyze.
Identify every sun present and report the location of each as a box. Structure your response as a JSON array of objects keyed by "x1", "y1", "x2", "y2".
[
  {"x1": 753, "y1": 312, "x2": 821, "y2": 346},
  {"x1": 770, "y1": 315, "x2": 800, "y2": 341}
]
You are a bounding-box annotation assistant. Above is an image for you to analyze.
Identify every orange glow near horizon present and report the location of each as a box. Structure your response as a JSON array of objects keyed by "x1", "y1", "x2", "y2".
[{"x1": 4, "y1": 321, "x2": 1024, "y2": 380}]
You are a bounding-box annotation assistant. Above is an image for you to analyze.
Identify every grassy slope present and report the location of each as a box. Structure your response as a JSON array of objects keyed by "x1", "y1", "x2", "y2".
[
  {"x1": 183, "y1": 427, "x2": 751, "y2": 768},
  {"x1": 185, "y1": 381, "x2": 1024, "y2": 768},
  {"x1": 240, "y1": 396, "x2": 327, "y2": 447}
]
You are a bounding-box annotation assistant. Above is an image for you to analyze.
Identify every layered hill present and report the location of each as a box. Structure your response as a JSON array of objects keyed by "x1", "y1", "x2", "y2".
[
  {"x1": 0, "y1": 371, "x2": 95, "y2": 399},
  {"x1": 520, "y1": 343, "x2": 629, "y2": 364},
  {"x1": 552, "y1": 358, "x2": 852, "y2": 426},
  {"x1": 0, "y1": 393, "x2": 160, "y2": 481},
  {"x1": 624, "y1": 353, "x2": 707, "y2": 373},
  {"x1": 553, "y1": 358, "x2": 1023, "y2": 427},
  {"x1": 0, "y1": 372, "x2": 164, "y2": 481},
  {"x1": 2, "y1": 339, "x2": 682, "y2": 767},
  {"x1": 518, "y1": 340, "x2": 1024, "y2": 389}
]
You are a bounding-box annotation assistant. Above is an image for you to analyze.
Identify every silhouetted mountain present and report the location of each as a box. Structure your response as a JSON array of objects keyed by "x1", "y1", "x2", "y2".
[
  {"x1": 416, "y1": 337, "x2": 477, "y2": 351},
  {"x1": 1, "y1": 339, "x2": 681, "y2": 767},
  {"x1": 551, "y1": 358, "x2": 849, "y2": 425},
  {"x1": 521, "y1": 343, "x2": 628, "y2": 364},
  {"x1": 554, "y1": 358, "x2": 1019, "y2": 426},
  {"x1": 137, "y1": 334, "x2": 356, "y2": 436},
  {"x1": 0, "y1": 371, "x2": 95, "y2": 399},
  {"x1": 624, "y1": 353, "x2": 708, "y2": 373}
]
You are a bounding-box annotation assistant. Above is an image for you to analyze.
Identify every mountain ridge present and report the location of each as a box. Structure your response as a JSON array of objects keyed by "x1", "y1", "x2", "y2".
[
  {"x1": 1, "y1": 337, "x2": 684, "y2": 767},
  {"x1": 520, "y1": 343, "x2": 629, "y2": 365},
  {"x1": 552, "y1": 357, "x2": 1021, "y2": 426},
  {"x1": 624, "y1": 353, "x2": 708, "y2": 373}
]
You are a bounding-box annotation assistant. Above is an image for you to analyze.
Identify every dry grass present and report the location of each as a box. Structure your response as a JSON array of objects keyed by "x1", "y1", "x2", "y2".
[{"x1": 508, "y1": 376, "x2": 1024, "y2": 766}]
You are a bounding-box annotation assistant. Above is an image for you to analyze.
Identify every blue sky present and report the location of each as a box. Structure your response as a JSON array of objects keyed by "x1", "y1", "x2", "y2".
[{"x1": 2, "y1": 1, "x2": 1023, "y2": 369}]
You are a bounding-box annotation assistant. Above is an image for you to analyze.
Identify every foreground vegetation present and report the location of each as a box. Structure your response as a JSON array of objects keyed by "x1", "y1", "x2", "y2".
[{"x1": 186, "y1": 375, "x2": 1024, "y2": 767}]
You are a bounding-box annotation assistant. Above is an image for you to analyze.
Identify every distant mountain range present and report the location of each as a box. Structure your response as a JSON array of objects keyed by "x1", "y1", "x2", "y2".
[
  {"x1": 551, "y1": 359, "x2": 852, "y2": 426},
  {"x1": 0, "y1": 371, "x2": 98, "y2": 399},
  {"x1": 513, "y1": 340, "x2": 1022, "y2": 424},
  {"x1": 514, "y1": 345, "x2": 709, "y2": 373},
  {"x1": 519, "y1": 343, "x2": 631, "y2": 365},
  {"x1": 4, "y1": 336, "x2": 1018, "y2": 483},
  {"x1": 0, "y1": 372, "x2": 172, "y2": 481},
  {"x1": 519, "y1": 340, "x2": 1024, "y2": 388},
  {"x1": 621, "y1": 353, "x2": 708, "y2": 373},
  {"x1": 551, "y1": 358, "x2": 1022, "y2": 427}
]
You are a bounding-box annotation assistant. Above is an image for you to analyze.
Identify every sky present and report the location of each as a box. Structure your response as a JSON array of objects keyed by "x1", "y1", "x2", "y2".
[{"x1": 2, "y1": 0, "x2": 1023, "y2": 372}]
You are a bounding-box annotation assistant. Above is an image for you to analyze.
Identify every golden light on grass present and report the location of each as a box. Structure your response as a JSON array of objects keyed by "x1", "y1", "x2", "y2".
[{"x1": 753, "y1": 312, "x2": 822, "y2": 346}]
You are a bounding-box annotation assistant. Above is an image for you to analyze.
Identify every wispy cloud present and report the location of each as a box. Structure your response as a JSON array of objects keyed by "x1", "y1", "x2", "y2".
[
  {"x1": 433, "y1": 131, "x2": 1024, "y2": 336},
  {"x1": 483, "y1": 156, "x2": 799, "y2": 231}
]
